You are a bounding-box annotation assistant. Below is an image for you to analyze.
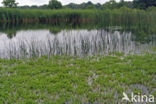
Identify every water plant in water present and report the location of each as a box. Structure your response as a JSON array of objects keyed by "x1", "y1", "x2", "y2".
[{"x1": 0, "y1": 53, "x2": 155, "y2": 103}]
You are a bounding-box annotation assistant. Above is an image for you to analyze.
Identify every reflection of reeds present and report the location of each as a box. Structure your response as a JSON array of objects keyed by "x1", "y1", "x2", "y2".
[{"x1": 0, "y1": 30, "x2": 155, "y2": 59}]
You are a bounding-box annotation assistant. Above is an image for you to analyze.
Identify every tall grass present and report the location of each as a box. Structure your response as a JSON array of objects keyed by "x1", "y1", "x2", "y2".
[{"x1": 0, "y1": 7, "x2": 156, "y2": 34}]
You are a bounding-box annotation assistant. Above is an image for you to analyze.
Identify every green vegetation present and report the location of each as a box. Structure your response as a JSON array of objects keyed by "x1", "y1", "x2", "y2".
[
  {"x1": 0, "y1": 53, "x2": 155, "y2": 103},
  {"x1": 48, "y1": 0, "x2": 62, "y2": 9},
  {"x1": 1, "y1": 0, "x2": 156, "y2": 11},
  {"x1": 0, "y1": 7, "x2": 156, "y2": 35},
  {"x1": 133, "y1": 0, "x2": 156, "y2": 9},
  {"x1": 2, "y1": 0, "x2": 18, "y2": 8},
  {"x1": 9, "y1": 0, "x2": 155, "y2": 10}
]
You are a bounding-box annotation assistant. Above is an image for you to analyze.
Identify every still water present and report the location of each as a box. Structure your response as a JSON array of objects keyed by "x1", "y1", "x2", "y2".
[{"x1": 0, "y1": 29, "x2": 155, "y2": 58}]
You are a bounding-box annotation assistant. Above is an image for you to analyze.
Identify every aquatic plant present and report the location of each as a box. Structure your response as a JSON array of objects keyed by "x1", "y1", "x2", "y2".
[{"x1": 0, "y1": 53, "x2": 155, "y2": 103}]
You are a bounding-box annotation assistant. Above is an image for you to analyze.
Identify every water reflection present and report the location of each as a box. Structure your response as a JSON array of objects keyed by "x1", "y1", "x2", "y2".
[{"x1": 0, "y1": 29, "x2": 155, "y2": 59}]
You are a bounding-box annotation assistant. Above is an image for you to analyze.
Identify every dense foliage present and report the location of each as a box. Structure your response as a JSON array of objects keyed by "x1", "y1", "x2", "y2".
[
  {"x1": 48, "y1": 0, "x2": 62, "y2": 9},
  {"x1": 14, "y1": 0, "x2": 156, "y2": 10},
  {"x1": 133, "y1": 0, "x2": 156, "y2": 9},
  {"x1": 2, "y1": 0, "x2": 18, "y2": 8}
]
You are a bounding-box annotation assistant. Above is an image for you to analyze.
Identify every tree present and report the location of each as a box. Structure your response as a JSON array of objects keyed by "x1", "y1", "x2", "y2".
[
  {"x1": 103, "y1": 0, "x2": 118, "y2": 9},
  {"x1": 2, "y1": 0, "x2": 18, "y2": 8},
  {"x1": 85, "y1": 1, "x2": 96, "y2": 9},
  {"x1": 48, "y1": 0, "x2": 62, "y2": 9},
  {"x1": 86, "y1": 5, "x2": 96, "y2": 9},
  {"x1": 133, "y1": 0, "x2": 156, "y2": 9},
  {"x1": 40, "y1": 5, "x2": 48, "y2": 9},
  {"x1": 119, "y1": 0, "x2": 125, "y2": 7},
  {"x1": 30, "y1": 5, "x2": 38, "y2": 9}
]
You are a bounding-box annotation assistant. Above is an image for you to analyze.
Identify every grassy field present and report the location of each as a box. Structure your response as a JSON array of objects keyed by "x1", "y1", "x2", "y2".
[{"x1": 0, "y1": 53, "x2": 155, "y2": 104}]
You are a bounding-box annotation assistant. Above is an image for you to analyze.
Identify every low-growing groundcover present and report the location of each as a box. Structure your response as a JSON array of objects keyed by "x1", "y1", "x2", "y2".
[{"x1": 0, "y1": 53, "x2": 155, "y2": 104}]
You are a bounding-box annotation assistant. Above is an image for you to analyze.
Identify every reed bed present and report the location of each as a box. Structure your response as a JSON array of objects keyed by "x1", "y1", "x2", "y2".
[
  {"x1": 0, "y1": 7, "x2": 155, "y2": 28},
  {"x1": 0, "y1": 7, "x2": 156, "y2": 35}
]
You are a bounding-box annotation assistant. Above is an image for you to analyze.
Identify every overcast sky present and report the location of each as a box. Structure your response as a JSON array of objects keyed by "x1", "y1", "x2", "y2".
[{"x1": 0, "y1": 0, "x2": 132, "y2": 6}]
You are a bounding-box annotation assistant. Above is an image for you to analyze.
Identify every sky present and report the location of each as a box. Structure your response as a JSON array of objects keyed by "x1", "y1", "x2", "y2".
[{"x1": 0, "y1": 0, "x2": 132, "y2": 6}]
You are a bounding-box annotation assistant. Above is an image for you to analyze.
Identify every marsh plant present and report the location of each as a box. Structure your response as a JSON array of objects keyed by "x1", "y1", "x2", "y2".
[
  {"x1": 0, "y1": 53, "x2": 156, "y2": 103},
  {"x1": 0, "y1": 7, "x2": 156, "y2": 34}
]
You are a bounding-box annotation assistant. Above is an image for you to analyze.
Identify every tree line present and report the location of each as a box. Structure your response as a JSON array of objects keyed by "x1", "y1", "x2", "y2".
[{"x1": 1, "y1": 0, "x2": 156, "y2": 10}]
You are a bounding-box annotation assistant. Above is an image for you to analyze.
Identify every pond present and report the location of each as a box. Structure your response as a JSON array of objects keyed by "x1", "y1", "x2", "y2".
[{"x1": 0, "y1": 28, "x2": 155, "y2": 59}]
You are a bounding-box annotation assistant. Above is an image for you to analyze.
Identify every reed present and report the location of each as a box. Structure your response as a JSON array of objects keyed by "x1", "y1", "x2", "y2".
[{"x1": 0, "y1": 7, "x2": 156, "y2": 34}]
